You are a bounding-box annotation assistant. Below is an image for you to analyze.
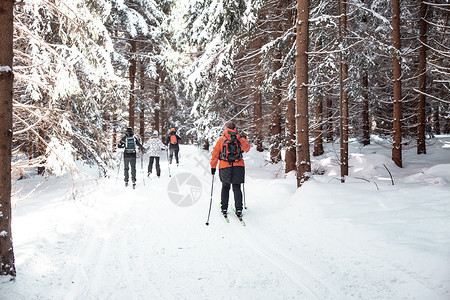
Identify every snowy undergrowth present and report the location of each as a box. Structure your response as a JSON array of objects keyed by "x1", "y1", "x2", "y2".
[{"x1": 1, "y1": 136, "x2": 450, "y2": 299}]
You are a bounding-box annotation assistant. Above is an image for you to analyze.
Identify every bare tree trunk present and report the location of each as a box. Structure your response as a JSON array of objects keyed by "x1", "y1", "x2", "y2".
[
  {"x1": 338, "y1": 0, "x2": 349, "y2": 180},
  {"x1": 37, "y1": 127, "x2": 45, "y2": 175},
  {"x1": 112, "y1": 108, "x2": 117, "y2": 151},
  {"x1": 253, "y1": 35, "x2": 264, "y2": 152},
  {"x1": 160, "y1": 72, "x2": 166, "y2": 143},
  {"x1": 361, "y1": 74, "x2": 370, "y2": 145},
  {"x1": 270, "y1": 45, "x2": 282, "y2": 163},
  {"x1": 434, "y1": 103, "x2": 441, "y2": 134},
  {"x1": 325, "y1": 93, "x2": 333, "y2": 142},
  {"x1": 154, "y1": 66, "x2": 160, "y2": 135},
  {"x1": 313, "y1": 98, "x2": 324, "y2": 156},
  {"x1": 285, "y1": 3, "x2": 296, "y2": 173},
  {"x1": 417, "y1": 0, "x2": 427, "y2": 154},
  {"x1": 285, "y1": 94, "x2": 296, "y2": 173},
  {"x1": 0, "y1": 0, "x2": 16, "y2": 277},
  {"x1": 139, "y1": 61, "x2": 145, "y2": 143},
  {"x1": 129, "y1": 40, "x2": 137, "y2": 130},
  {"x1": 295, "y1": 0, "x2": 311, "y2": 187},
  {"x1": 392, "y1": 0, "x2": 403, "y2": 167},
  {"x1": 313, "y1": 40, "x2": 323, "y2": 157}
]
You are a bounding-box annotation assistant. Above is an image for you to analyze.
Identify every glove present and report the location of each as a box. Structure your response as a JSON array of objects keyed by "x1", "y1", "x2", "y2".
[{"x1": 211, "y1": 168, "x2": 216, "y2": 175}]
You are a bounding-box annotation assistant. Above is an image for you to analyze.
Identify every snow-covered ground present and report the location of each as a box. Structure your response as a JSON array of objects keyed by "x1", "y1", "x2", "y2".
[{"x1": 1, "y1": 136, "x2": 450, "y2": 299}]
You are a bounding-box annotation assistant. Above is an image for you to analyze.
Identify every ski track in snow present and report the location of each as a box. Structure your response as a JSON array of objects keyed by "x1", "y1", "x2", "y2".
[{"x1": 3, "y1": 143, "x2": 450, "y2": 299}]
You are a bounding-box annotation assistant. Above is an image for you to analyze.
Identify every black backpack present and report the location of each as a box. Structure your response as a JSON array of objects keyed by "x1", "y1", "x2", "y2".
[
  {"x1": 220, "y1": 132, "x2": 242, "y2": 164},
  {"x1": 125, "y1": 136, "x2": 136, "y2": 153}
]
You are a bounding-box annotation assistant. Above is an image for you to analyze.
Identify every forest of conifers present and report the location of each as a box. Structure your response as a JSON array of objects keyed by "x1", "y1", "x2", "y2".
[
  {"x1": 0, "y1": 0, "x2": 449, "y2": 278},
  {"x1": 1, "y1": 0, "x2": 449, "y2": 181}
]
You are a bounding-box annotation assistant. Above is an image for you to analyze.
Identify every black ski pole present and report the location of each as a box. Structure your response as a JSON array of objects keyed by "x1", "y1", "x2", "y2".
[
  {"x1": 205, "y1": 174, "x2": 215, "y2": 226},
  {"x1": 243, "y1": 183, "x2": 247, "y2": 209}
]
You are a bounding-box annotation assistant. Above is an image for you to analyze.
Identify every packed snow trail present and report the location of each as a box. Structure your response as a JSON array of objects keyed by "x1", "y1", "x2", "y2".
[{"x1": 3, "y1": 143, "x2": 450, "y2": 299}]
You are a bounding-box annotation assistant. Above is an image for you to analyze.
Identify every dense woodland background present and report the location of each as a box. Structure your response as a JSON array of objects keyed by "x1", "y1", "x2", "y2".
[
  {"x1": 0, "y1": 0, "x2": 449, "y2": 277},
  {"x1": 7, "y1": 0, "x2": 450, "y2": 178}
]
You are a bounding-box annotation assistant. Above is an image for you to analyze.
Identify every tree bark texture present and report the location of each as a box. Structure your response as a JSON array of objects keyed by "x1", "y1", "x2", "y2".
[
  {"x1": 313, "y1": 40, "x2": 323, "y2": 157},
  {"x1": 285, "y1": 95, "x2": 296, "y2": 173},
  {"x1": 284, "y1": 3, "x2": 296, "y2": 173},
  {"x1": 313, "y1": 98, "x2": 324, "y2": 156},
  {"x1": 339, "y1": 0, "x2": 349, "y2": 178},
  {"x1": 325, "y1": 94, "x2": 333, "y2": 142},
  {"x1": 154, "y1": 65, "x2": 160, "y2": 136},
  {"x1": 417, "y1": 0, "x2": 427, "y2": 154},
  {"x1": 392, "y1": 0, "x2": 403, "y2": 167},
  {"x1": 0, "y1": 0, "x2": 16, "y2": 277},
  {"x1": 270, "y1": 42, "x2": 282, "y2": 163},
  {"x1": 295, "y1": 0, "x2": 311, "y2": 187},
  {"x1": 362, "y1": 74, "x2": 370, "y2": 145},
  {"x1": 139, "y1": 61, "x2": 145, "y2": 143},
  {"x1": 112, "y1": 109, "x2": 117, "y2": 152},
  {"x1": 434, "y1": 103, "x2": 441, "y2": 134},
  {"x1": 129, "y1": 40, "x2": 137, "y2": 130},
  {"x1": 253, "y1": 35, "x2": 264, "y2": 152}
]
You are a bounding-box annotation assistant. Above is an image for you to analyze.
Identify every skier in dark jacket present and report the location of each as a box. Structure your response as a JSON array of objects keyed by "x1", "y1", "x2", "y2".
[
  {"x1": 165, "y1": 128, "x2": 181, "y2": 166},
  {"x1": 118, "y1": 127, "x2": 143, "y2": 188}
]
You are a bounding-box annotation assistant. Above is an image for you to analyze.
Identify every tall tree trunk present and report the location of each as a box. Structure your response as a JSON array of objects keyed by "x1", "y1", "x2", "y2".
[
  {"x1": 295, "y1": 0, "x2": 311, "y2": 187},
  {"x1": 325, "y1": 93, "x2": 333, "y2": 142},
  {"x1": 253, "y1": 35, "x2": 264, "y2": 152},
  {"x1": 284, "y1": 2, "x2": 296, "y2": 173},
  {"x1": 270, "y1": 37, "x2": 282, "y2": 163},
  {"x1": 434, "y1": 103, "x2": 441, "y2": 134},
  {"x1": 37, "y1": 127, "x2": 45, "y2": 175},
  {"x1": 129, "y1": 40, "x2": 137, "y2": 130},
  {"x1": 139, "y1": 61, "x2": 145, "y2": 143},
  {"x1": 392, "y1": 0, "x2": 403, "y2": 167},
  {"x1": 313, "y1": 98, "x2": 324, "y2": 156},
  {"x1": 0, "y1": 0, "x2": 16, "y2": 277},
  {"x1": 154, "y1": 65, "x2": 160, "y2": 135},
  {"x1": 112, "y1": 107, "x2": 117, "y2": 152},
  {"x1": 285, "y1": 93, "x2": 296, "y2": 173},
  {"x1": 160, "y1": 72, "x2": 166, "y2": 143},
  {"x1": 417, "y1": 0, "x2": 427, "y2": 154},
  {"x1": 338, "y1": 0, "x2": 349, "y2": 180},
  {"x1": 361, "y1": 74, "x2": 370, "y2": 145},
  {"x1": 313, "y1": 39, "x2": 323, "y2": 157}
]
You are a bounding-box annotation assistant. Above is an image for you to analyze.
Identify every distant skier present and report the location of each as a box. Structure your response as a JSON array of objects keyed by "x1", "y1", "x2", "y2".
[
  {"x1": 165, "y1": 128, "x2": 181, "y2": 166},
  {"x1": 118, "y1": 127, "x2": 143, "y2": 188},
  {"x1": 210, "y1": 121, "x2": 250, "y2": 217},
  {"x1": 147, "y1": 130, "x2": 166, "y2": 178}
]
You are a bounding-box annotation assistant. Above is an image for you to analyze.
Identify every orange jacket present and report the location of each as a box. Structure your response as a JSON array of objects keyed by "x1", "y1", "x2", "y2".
[{"x1": 210, "y1": 129, "x2": 251, "y2": 169}]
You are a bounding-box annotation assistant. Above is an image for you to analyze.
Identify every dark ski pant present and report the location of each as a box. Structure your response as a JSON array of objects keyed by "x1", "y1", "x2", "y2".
[
  {"x1": 124, "y1": 156, "x2": 137, "y2": 183},
  {"x1": 169, "y1": 148, "x2": 179, "y2": 164},
  {"x1": 148, "y1": 156, "x2": 161, "y2": 176},
  {"x1": 221, "y1": 183, "x2": 243, "y2": 212}
]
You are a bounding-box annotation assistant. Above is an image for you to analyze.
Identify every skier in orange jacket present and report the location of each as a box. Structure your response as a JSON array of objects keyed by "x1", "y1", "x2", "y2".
[{"x1": 210, "y1": 121, "x2": 250, "y2": 217}]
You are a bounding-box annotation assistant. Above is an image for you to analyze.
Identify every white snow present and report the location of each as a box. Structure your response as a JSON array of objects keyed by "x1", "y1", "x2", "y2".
[
  {"x1": 0, "y1": 66, "x2": 12, "y2": 72},
  {"x1": 1, "y1": 136, "x2": 450, "y2": 299}
]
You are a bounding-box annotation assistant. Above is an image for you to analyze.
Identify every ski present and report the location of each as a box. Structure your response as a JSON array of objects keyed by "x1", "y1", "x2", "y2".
[
  {"x1": 231, "y1": 206, "x2": 246, "y2": 226},
  {"x1": 223, "y1": 213, "x2": 230, "y2": 223}
]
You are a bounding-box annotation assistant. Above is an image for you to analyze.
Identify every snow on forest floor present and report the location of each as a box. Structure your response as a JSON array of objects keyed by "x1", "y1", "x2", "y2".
[{"x1": 1, "y1": 136, "x2": 450, "y2": 299}]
